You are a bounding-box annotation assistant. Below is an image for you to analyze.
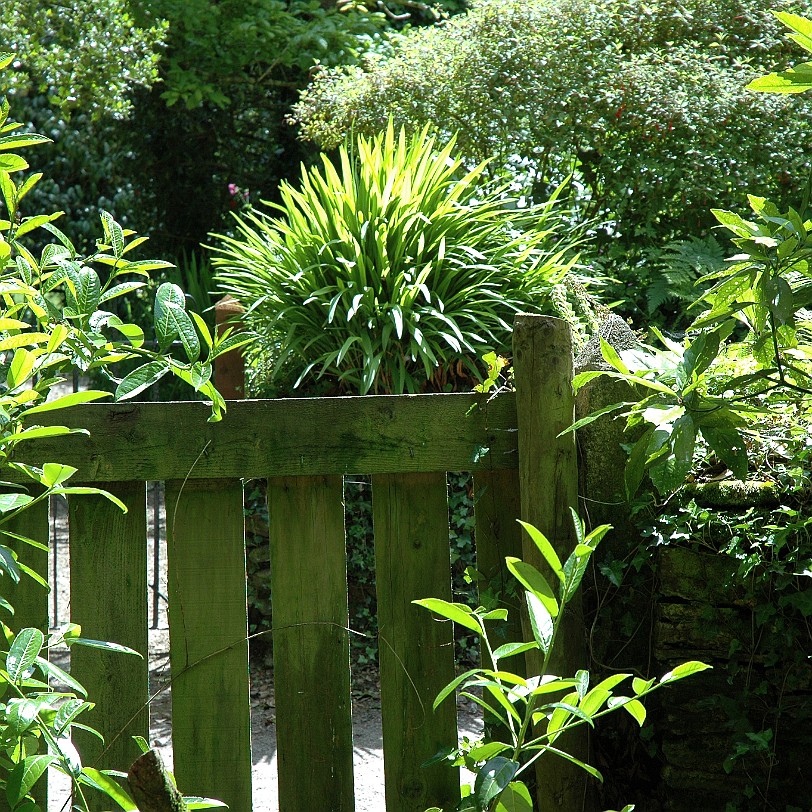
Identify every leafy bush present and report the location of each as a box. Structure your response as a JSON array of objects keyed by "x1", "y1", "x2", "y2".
[
  {"x1": 292, "y1": 0, "x2": 812, "y2": 252},
  {"x1": 0, "y1": 50, "x2": 239, "y2": 809},
  {"x1": 213, "y1": 123, "x2": 587, "y2": 395},
  {"x1": 417, "y1": 511, "x2": 709, "y2": 812}
]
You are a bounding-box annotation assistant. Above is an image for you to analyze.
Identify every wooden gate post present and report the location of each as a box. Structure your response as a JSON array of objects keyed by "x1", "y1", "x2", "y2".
[
  {"x1": 512, "y1": 314, "x2": 588, "y2": 809},
  {"x1": 214, "y1": 295, "x2": 245, "y2": 399}
]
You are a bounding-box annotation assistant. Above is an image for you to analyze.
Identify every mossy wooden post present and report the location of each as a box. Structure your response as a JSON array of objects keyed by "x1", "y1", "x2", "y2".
[
  {"x1": 512, "y1": 314, "x2": 586, "y2": 810},
  {"x1": 372, "y1": 472, "x2": 459, "y2": 812},
  {"x1": 267, "y1": 474, "x2": 354, "y2": 812},
  {"x1": 165, "y1": 478, "x2": 252, "y2": 812},
  {"x1": 214, "y1": 295, "x2": 245, "y2": 399},
  {"x1": 3, "y1": 497, "x2": 49, "y2": 812},
  {"x1": 69, "y1": 483, "x2": 150, "y2": 789}
]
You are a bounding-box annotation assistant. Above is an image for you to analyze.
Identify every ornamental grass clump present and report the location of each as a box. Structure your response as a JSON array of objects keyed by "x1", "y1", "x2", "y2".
[{"x1": 212, "y1": 123, "x2": 585, "y2": 395}]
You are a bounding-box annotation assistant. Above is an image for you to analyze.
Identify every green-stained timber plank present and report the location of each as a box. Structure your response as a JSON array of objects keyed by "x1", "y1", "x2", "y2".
[
  {"x1": 18, "y1": 393, "x2": 518, "y2": 481},
  {"x1": 268, "y1": 475, "x2": 354, "y2": 812},
  {"x1": 69, "y1": 482, "x2": 149, "y2": 791},
  {"x1": 165, "y1": 478, "x2": 251, "y2": 812},
  {"x1": 372, "y1": 472, "x2": 458, "y2": 812},
  {"x1": 4, "y1": 493, "x2": 49, "y2": 635},
  {"x1": 3, "y1": 496, "x2": 49, "y2": 812},
  {"x1": 513, "y1": 315, "x2": 585, "y2": 810},
  {"x1": 473, "y1": 468, "x2": 525, "y2": 746}
]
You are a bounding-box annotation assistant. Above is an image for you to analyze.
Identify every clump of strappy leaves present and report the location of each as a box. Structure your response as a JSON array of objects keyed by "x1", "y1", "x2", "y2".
[
  {"x1": 417, "y1": 510, "x2": 709, "y2": 812},
  {"x1": 0, "y1": 50, "x2": 244, "y2": 810}
]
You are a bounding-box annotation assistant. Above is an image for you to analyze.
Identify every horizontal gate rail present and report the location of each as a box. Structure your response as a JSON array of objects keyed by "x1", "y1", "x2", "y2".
[{"x1": 13, "y1": 315, "x2": 579, "y2": 812}]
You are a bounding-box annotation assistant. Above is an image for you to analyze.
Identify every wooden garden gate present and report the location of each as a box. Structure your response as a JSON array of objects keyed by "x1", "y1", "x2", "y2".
[{"x1": 11, "y1": 315, "x2": 583, "y2": 812}]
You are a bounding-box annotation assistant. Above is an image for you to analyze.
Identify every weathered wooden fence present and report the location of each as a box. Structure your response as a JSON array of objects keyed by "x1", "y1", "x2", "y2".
[{"x1": 11, "y1": 315, "x2": 583, "y2": 812}]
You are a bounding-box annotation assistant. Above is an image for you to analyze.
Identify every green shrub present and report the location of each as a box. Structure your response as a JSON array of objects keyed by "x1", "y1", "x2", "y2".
[
  {"x1": 213, "y1": 123, "x2": 588, "y2": 395},
  {"x1": 291, "y1": 0, "x2": 812, "y2": 252}
]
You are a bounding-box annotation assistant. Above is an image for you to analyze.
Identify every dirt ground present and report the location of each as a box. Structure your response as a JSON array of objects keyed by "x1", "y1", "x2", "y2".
[{"x1": 45, "y1": 484, "x2": 481, "y2": 811}]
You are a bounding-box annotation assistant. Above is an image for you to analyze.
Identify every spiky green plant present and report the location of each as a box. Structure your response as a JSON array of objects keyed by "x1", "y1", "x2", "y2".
[{"x1": 211, "y1": 123, "x2": 586, "y2": 395}]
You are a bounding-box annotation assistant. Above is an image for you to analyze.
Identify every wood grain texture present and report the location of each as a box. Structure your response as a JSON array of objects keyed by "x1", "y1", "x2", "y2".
[
  {"x1": 165, "y1": 479, "x2": 251, "y2": 812},
  {"x1": 18, "y1": 393, "x2": 517, "y2": 481},
  {"x1": 473, "y1": 468, "x2": 525, "y2": 670},
  {"x1": 372, "y1": 472, "x2": 459, "y2": 812},
  {"x1": 513, "y1": 315, "x2": 586, "y2": 810},
  {"x1": 69, "y1": 482, "x2": 150, "y2": 787},
  {"x1": 268, "y1": 475, "x2": 354, "y2": 812}
]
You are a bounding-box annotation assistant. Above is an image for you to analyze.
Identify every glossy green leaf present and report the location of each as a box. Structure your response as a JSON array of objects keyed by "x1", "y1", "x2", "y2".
[
  {"x1": 7, "y1": 629, "x2": 44, "y2": 682},
  {"x1": 517, "y1": 520, "x2": 564, "y2": 583},
  {"x1": 659, "y1": 661, "x2": 712, "y2": 684},
  {"x1": 506, "y1": 557, "x2": 558, "y2": 617},
  {"x1": 494, "y1": 781, "x2": 533, "y2": 812},
  {"x1": 413, "y1": 598, "x2": 482, "y2": 633},
  {"x1": 6, "y1": 754, "x2": 55, "y2": 807},
  {"x1": 525, "y1": 590, "x2": 553, "y2": 655},
  {"x1": 115, "y1": 360, "x2": 169, "y2": 400},
  {"x1": 81, "y1": 768, "x2": 137, "y2": 810},
  {"x1": 474, "y1": 757, "x2": 520, "y2": 809}
]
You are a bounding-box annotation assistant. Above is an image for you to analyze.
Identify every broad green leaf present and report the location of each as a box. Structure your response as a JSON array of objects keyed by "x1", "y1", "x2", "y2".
[
  {"x1": 184, "y1": 799, "x2": 229, "y2": 809},
  {"x1": 413, "y1": 598, "x2": 482, "y2": 634},
  {"x1": 81, "y1": 769, "x2": 137, "y2": 810},
  {"x1": 155, "y1": 282, "x2": 200, "y2": 360},
  {"x1": 49, "y1": 487, "x2": 128, "y2": 513},
  {"x1": 0, "y1": 492, "x2": 34, "y2": 513},
  {"x1": 54, "y1": 698, "x2": 91, "y2": 734},
  {"x1": 525, "y1": 590, "x2": 553, "y2": 655},
  {"x1": 609, "y1": 696, "x2": 647, "y2": 726},
  {"x1": 659, "y1": 661, "x2": 712, "y2": 684},
  {"x1": 494, "y1": 781, "x2": 533, "y2": 812},
  {"x1": 69, "y1": 638, "x2": 142, "y2": 657},
  {"x1": 0, "y1": 133, "x2": 50, "y2": 151},
  {"x1": 468, "y1": 742, "x2": 512, "y2": 762},
  {"x1": 431, "y1": 668, "x2": 484, "y2": 711},
  {"x1": 24, "y1": 389, "x2": 111, "y2": 415},
  {"x1": 35, "y1": 656, "x2": 87, "y2": 697},
  {"x1": 6, "y1": 755, "x2": 55, "y2": 807},
  {"x1": 491, "y1": 641, "x2": 538, "y2": 662},
  {"x1": 632, "y1": 677, "x2": 655, "y2": 695},
  {"x1": 0, "y1": 154, "x2": 28, "y2": 172},
  {"x1": 506, "y1": 557, "x2": 558, "y2": 617},
  {"x1": 100, "y1": 210, "x2": 125, "y2": 258},
  {"x1": 40, "y1": 463, "x2": 77, "y2": 487},
  {"x1": 599, "y1": 337, "x2": 631, "y2": 374},
  {"x1": 699, "y1": 426, "x2": 748, "y2": 480},
  {"x1": 7, "y1": 628, "x2": 44, "y2": 682},
  {"x1": 9, "y1": 426, "x2": 87, "y2": 444},
  {"x1": 517, "y1": 520, "x2": 564, "y2": 583},
  {"x1": 474, "y1": 757, "x2": 520, "y2": 809},
  {"x1": 115, "y1": 360, "x2": 169, "y2": 400},
  {"x1": 747, "y1": 66, "x2": 812, "y2": 93},
  {"x1": 7, "y1": 347, "x2": 36, "y2": 388}
]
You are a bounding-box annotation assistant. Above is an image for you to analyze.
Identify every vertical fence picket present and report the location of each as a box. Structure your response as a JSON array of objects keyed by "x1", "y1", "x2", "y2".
[
  {"x1": 372, "y1": 471, "x2": 458, "y2": 812},
  {"x1": 472, "y1": 469, "x2": 525, "y2": 665},
  {"x1": 6, "y1": 494, "x2": 49, "y2": 634},
  {"x1": 69, "y1": 482, "x2": 150, "y2": 789},
  {"x1": 4, "y1": 496, "x2": 49, "y2": 812},
  {"x1": 268, "y1": 474, "x2": 354, "y2": 812},
  {"x1": 164, "y1": 478, "x2": 252, "y2": 812}
]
